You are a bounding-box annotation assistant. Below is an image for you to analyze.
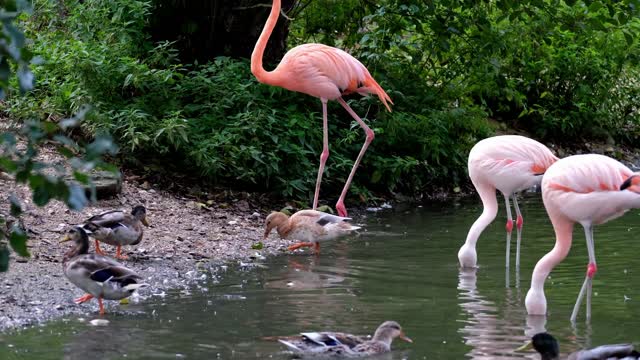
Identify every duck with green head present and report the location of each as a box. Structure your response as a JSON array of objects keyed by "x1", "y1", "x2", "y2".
[{"x1": 517, "y1": 332, "x2": 640, "y2": 360}]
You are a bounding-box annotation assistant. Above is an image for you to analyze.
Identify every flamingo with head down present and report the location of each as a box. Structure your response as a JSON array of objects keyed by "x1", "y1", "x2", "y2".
[
  {"x1": 525, "y1": 154, "x2": 640, "y2": 322},
  {"x1": 458, "y1": 135, "x2": 558, "y2": 269}
]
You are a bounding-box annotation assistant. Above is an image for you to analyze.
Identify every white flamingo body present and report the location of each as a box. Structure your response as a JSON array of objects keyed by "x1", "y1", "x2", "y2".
[
  {"x1": 525, "y1": 154, "x2": 640, "y2": 321},
  {"x1": 458, "y1": 135, "x2": 558, "y2": 268}
]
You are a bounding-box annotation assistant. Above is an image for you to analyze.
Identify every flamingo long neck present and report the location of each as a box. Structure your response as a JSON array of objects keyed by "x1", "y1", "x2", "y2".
[
  {"x1": 529, "y1": 216, "x2": 574, "y2": 294},
  {"x1": 251, "y1": 0, "x2": 281, "y2": 85},
  {"x1": 464, "y1": 183, "x2": 498, "y2": 248}
]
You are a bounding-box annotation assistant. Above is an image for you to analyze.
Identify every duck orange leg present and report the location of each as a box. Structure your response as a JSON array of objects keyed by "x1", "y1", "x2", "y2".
[
  {"x1": 74, "y1": 293, "x2": 94, "y2": 304},
  {"x1": 115, "y1": 245, "x2": 128, "y2": 260},
  {"x1": 98, "y1": 297, "x2": 105, "y2": 315},
  {"x1": 288, "y1": 242, "x2": 314, "y2": 251},
  {"x1": 94, "y1": 240, "x2": 106, "y2": 256},
  {"x1": 314, "y1": 242, "x2": 320, "y2": 255}
]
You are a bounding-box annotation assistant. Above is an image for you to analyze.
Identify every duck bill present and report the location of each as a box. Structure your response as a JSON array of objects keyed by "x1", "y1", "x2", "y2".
[
  {"x1": 142, "y1": 217, "x2": 150, "y2": 227},
  {"x1": 515, "y1": 340, "x2": 533, "y2": 352},
  {"x1": 59, "y1": 234, "x2": 71, "y2": 243},
  {"x1": 400, "y1": 332, "x2": 413, "y2": 343}
]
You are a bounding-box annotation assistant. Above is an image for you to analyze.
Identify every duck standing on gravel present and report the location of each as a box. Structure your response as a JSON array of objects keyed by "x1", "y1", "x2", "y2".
[
  {"x1": 61, "y1": 226, "x2": 146, "y2": 315},
  {"x1": 517, "y1": 332, "x2": 640, "y2": 360},
  {"x1": 263, "y1": 210, "x2": 361, "y2": 255},
  {"x1": 81, "y1": 205, "x2": 149, "y2": 260},
  {"x1": 276, "y1": 321, "x2": 412, "y2": 357}
]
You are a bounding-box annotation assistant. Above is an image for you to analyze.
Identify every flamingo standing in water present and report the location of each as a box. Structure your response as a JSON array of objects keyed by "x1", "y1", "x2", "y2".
[
  {"x1": 251, "y1": 0, "x2": 392, "y2": 217},
  {"x1": 525, "y1": 154, "x2": 640, "y2": 322},
  {"x1": 458, "y1": 135, "x2": 558, "y2": 269}
]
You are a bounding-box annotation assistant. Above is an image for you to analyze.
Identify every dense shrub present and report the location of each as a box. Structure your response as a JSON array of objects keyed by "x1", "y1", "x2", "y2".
[
  {"x1": 292, "y1": 0, "x2": 640, "y2": 145},
  {"x1": 6, "y1": 0, "x2": 491, "y2": 203},
  {"x1": 8, "y1": 0, "x2": 639, "y2": 204}
]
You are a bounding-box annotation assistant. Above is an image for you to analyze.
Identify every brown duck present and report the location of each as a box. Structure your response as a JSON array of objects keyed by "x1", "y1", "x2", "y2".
[{"x1": 263, "y1": 210, "x2": 361, "y2": 254}]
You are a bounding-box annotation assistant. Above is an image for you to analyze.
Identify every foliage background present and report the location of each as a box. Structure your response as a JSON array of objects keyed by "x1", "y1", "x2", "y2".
[{"x1": 4, "y1": 0, "x2": 640, "y2": 206}]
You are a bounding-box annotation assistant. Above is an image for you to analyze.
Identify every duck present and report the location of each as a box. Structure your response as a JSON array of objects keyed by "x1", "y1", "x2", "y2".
[
  {"x1": 263, "y1": 210, "x2": 361, "y2": 255},
  {"x1": 276, "y1": 321, "x2": 412, "y2": 357},
  {"x1": 60, "y1": 226, "x2": 147, "y2": 315},
  {"x1": 81, "y1": 205, "x2": 149, "y2": 260},
  {"x1": 517, "y1": 332, "x2": 640, "y2": 360}
]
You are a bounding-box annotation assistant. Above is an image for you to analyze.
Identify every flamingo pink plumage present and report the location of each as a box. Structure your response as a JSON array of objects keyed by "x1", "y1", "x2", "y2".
[
  {"x1": 525, "y1": 154, "x2": 640, "y2": 321},
  {"x1": 251, "y1": 0, "x2": 392, "y2": 217},
  {"x1": 458, "y1": 135, "x2": 558, "y2": 268}
]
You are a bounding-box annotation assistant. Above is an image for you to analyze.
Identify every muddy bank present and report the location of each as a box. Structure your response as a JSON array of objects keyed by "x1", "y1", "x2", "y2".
[{"x1": 0, "y1": 172, "x2": 305, "y2": 332}]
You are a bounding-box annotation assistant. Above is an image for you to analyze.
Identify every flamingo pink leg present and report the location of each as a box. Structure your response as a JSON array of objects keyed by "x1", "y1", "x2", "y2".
[
  {"x1": 335, "y1": 98, "x2": 375, "y2": 217},
  {"x1": 571, "y1": 225, "x2": 597, "y2": 322},
  {"x1": 504, "y1": 195, "x2": 513, "y2": 268},
  {"x1": 513, "y1": 195, "x2": 523, "y2": 268},
  {"x1": 313, "y1": 98, "x2": 330, "y2": 210}
]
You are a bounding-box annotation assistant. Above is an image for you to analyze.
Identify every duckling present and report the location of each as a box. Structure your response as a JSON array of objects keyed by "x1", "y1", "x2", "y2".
[
  {"x1": 277, "y1": 321, "x2": 412, "y2": 357},
  {"x1": 60, "y1": 226, "x2": 146, "y2": 315},
  {"x1": 263, "y1": 210, "x2": 360, "y2": 255},
  {"x1": 518, "y1": 332, "x2": 640, "y2": 360},
  {"x1": 81, "y1": 205, "x2": 149, "y2": 260}
]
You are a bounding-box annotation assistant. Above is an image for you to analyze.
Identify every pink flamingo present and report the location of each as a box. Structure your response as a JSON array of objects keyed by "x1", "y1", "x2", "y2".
[
  {"x1": 458, "y1": 135, "x2": 558, "y2": 269},
  {"x1": 525, "y1": 154, "x2": 640, "y2": 322},
  {"x1": 251, "y1": 0, "x2": 392, "y2": 217}
]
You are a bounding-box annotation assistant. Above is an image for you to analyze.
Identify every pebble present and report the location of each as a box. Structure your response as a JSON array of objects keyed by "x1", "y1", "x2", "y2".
[{"x1": 89, "y1": 319, "x2": 110, "y2": 326}]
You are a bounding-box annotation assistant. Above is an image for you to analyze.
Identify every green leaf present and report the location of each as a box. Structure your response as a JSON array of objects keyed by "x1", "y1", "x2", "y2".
[
  {"x1": 623, "y1": 31, "x2": 634, "y2": 46},
  {"x1": 251, "y1": 242, "x2": 264, "y2": 250},
  {"x1": 0, "y1": 245, "x2": 8, "y2": 272},
  {"x1": 9, "y1": 227, "x2": 29, "y2": 257},
  {"x1": 371, "y1": 170, "x2": 382, "y2": 184},
  {"x1": 9, "y1": 195, "x2": 22, "y2": 216},
  {"x1": 73, "y1": 171, "x2": 90, "y2": 184},
  {"x1": 67, "y1": 184, "x2": 88, "y2": 210}
]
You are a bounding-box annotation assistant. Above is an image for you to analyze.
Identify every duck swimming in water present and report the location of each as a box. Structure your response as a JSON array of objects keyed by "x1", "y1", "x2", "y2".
[
  {"x1": 517, "y1": 332, "x2": 640, "y2": 360},
  {"x1": 275, "y1": 321, "x2": 412, "y2": 357}
]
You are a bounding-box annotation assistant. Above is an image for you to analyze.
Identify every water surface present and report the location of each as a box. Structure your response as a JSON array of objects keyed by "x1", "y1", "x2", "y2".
[{"x1": 3, "y1": 196, "x2": 640, "y2": 359}]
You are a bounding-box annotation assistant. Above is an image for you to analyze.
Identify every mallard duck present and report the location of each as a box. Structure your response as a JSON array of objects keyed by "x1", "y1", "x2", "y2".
[
  {"x1": 81, "y1": 205, "x2": 149, "y2": 260},
  {"x1": 517, "y1": 332, "x2": 640, "y2": 360},
  {"x1": 263, "y1": 210, "x2": 361, "y2": 255},
  {"x1": 276, "y1": 321, "x2": 412, "y2": 357},
  {"x1": 60, "y1": 226, "x2": 147, "y2": 315}
]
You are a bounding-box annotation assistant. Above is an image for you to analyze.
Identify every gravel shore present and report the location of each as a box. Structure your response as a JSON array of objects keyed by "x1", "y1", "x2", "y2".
[{"x1": 0, "y1": 172, "x2": 298, "y2": 332}]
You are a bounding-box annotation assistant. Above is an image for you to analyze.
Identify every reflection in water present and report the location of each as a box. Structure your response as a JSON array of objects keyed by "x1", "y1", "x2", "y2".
[
  {"x1": 457, "y1": 268, "x2": 531, "y2": 359},
  {"x1": 5, "y1": 199, "x2": 640, "y2": 359},
  {"x1": 63, "y1": 321, "x2": 150, "y2": 360}
]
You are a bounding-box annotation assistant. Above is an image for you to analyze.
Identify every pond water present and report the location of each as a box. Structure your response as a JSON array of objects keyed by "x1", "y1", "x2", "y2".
[{"x1": 3, "y1": 196, "x2": 640, "y2": 359}]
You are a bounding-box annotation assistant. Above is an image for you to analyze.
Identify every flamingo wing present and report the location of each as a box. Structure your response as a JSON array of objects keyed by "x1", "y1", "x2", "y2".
[{"x1": 276, "y1": 44, "x2": 392, "y2": 110}]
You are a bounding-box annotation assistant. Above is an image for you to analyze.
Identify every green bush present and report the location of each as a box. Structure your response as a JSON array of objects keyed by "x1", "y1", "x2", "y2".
[{"x1": 6, "y1": 0, "x2": 492, "y2": 204}]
